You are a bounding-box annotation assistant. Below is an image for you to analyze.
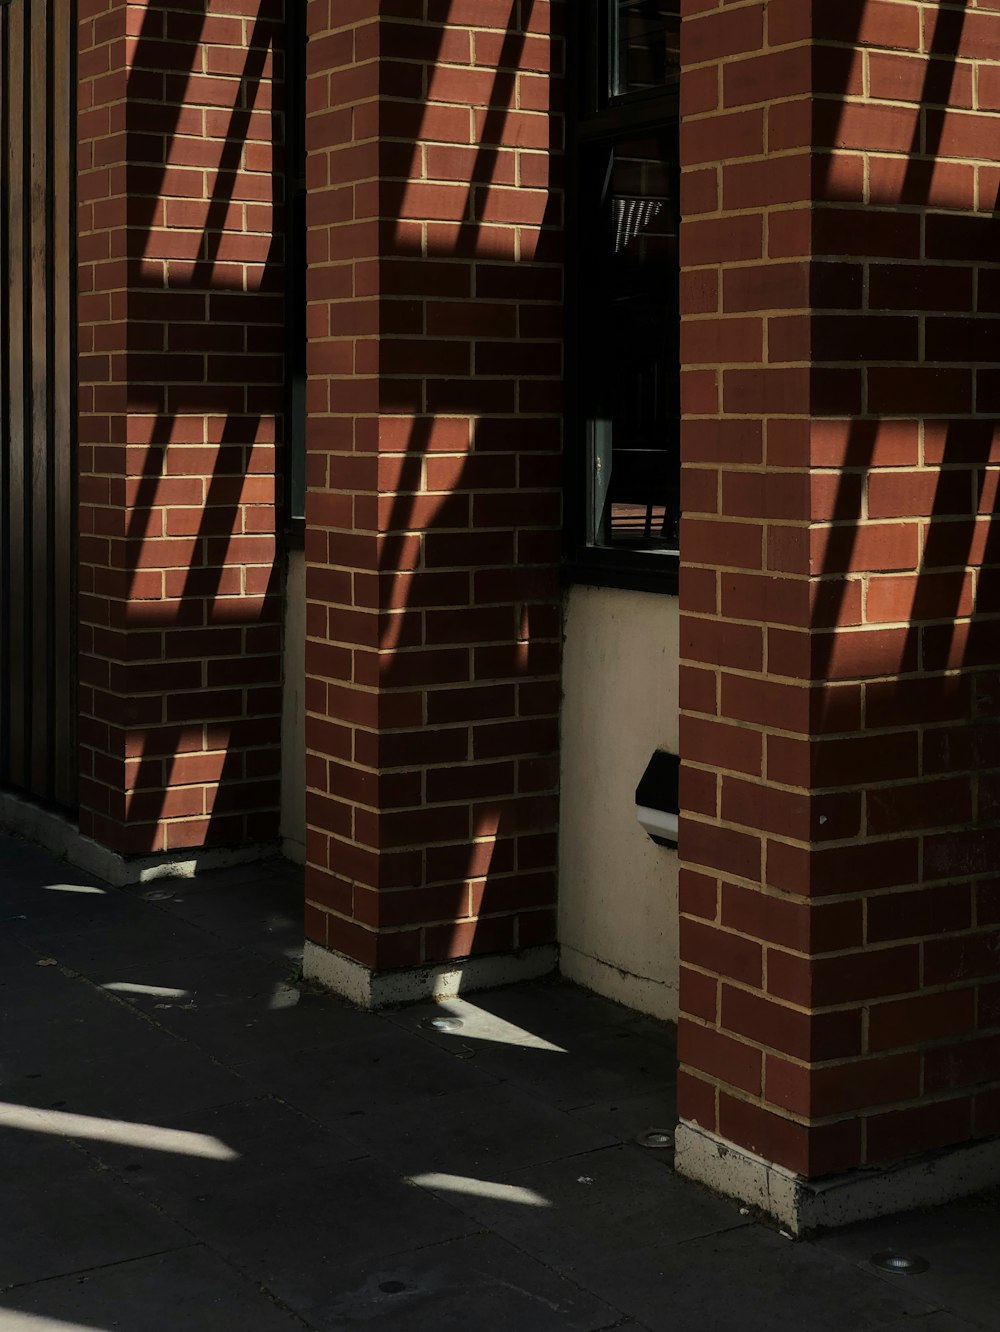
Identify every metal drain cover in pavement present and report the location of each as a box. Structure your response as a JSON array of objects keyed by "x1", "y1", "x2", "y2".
[
  {"x1": 869, "y1": 1251, "x2": 930, "y2": 1276},
  {"x1": 635, "y1": 1129, "x2": 675, "y2": 1149},
  {"x1": 421, "y1": 1015, "x2": 464, "y2": 1033}
]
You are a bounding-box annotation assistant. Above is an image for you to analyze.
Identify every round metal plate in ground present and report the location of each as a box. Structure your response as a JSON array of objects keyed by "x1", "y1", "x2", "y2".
[
  {"x1": 635, "y1": 1129, "x2": 675, "y2": 1150},
  {"x1": 869, "y1": 1251, "x2": 930, "y2": 1276},
  {"x1": 421, "y1": 1015, "x2": 464, "y2": 1033},
  {"x1": 141, "y1": 888, "x2": 175, "y2": 901}
]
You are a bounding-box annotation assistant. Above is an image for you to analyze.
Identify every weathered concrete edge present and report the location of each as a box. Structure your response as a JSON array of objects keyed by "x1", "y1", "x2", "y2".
[
  {"x1": 560, "y1": 942, "x2": 677, "y2": 1024},
  {"x1": 675, "y1": 1119, "x2": 1000, "y2": 1235},
  {"x1": 0, "y1": 789, "x2": 278, "y2": 888},
  {"x1": 303, "y1": 939, "x2": 559, "y2": 1010}
]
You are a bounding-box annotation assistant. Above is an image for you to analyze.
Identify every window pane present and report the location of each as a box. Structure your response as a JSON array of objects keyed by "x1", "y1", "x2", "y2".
[
  {"x1": 613, "y1": 0, "x2": 680, "y2": 98},
  {"x1": 585, "y1": 135, "x2": 679, "y2": 551}
]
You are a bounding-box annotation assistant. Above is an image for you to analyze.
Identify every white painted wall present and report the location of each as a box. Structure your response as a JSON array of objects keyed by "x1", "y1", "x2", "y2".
[
  {"x1": 558, "y1": 585, "x2": 679, "y2": 1021},
  {"x1": 280, "y1": 549, "x2": 306, "y2": 865}
]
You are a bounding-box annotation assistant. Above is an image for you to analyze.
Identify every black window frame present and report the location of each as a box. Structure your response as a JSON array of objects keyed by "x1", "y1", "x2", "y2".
[{"x1": 564, "y1": 0, "x2": 681, "y2": 595}]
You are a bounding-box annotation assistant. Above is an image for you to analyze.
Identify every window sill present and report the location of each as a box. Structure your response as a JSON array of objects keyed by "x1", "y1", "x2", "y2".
[{"x1": 563, "y1": 549, "x2": 678, "y2": 596}]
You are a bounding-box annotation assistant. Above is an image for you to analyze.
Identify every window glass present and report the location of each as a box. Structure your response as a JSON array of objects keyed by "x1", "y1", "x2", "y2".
[
  {"x1": 613, "y1": 0, "x2": 681, "y2": 98},
  {"x1": 583, "y1": 135, "x2": 680, "y2": 551},
  {"x1": 567, "y1": 1, "x2": 682, "y2": 586}
]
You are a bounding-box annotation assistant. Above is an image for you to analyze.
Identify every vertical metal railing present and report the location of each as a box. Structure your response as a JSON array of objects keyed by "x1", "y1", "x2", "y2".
[{"x1": 0, "y1": 0, "x2": 76, "y2": 807}]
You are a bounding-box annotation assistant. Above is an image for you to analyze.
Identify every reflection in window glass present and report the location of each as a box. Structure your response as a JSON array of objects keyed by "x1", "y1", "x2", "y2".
[
  {"x1": 588, "y1": 136, "x2": 680, "y2": 549},
  {"x1": 614, "y1": 0, "x2": 680, "y2": 98}
]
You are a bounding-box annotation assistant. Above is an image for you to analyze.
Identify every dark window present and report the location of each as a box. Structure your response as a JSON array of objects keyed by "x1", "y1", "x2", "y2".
[{"x1": 566, "y1": 1, "x2": 680, "y2": 593}]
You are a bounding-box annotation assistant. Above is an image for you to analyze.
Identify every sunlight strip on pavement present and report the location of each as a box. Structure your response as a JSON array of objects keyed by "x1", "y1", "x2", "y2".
[
  {"x1": 100, "y1": 982, "x2": 189, "y2": 998},
  {"x1": 423, "y1": 1000, "x2": 567, "y2": 1053},
  {"x1": 406, "y1": 1172, "x2": 551, "y2": 1207},
  {"x1": 0, "y1": 1312, "x2": 105, "y2": 1331},
  {"x1": 0, "y1": 1102, "x2": 238, "y2": 1160},
  {"x1": 43, "y1": 883, "x2": 107, "y2": 895}
]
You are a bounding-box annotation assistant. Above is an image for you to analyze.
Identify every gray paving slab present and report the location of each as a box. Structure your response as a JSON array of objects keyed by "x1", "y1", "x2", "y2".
[
  {"x1": 407, "y1": 1143, "x2": 748, "y2": 1270},
  {"x1": 90, "y1": 1095, "x2": 365, "y2": 1205},
  {"x1": 149, "y1": 1156, "x2": 480, "y2": 1307},
  {"x1": 145, "y1": 868, "x2": 305, "y2": 961},
  {"x1": 0, "y1": 836, "x2": 105, "y2": 887},
  {"x1": 0, "y1": 1156, "x2": 187, "y2": 1288},
  {"x1": 20, "y1": 913, "x2": 289, "y2": 1003},
  {"x1": 300, "y1": 1231, "x2": 625, "y2": 1331},
  {"x1": 388, "y1": 992, "x2": 675, "y2": 1119},
  {"x1": 340, "y1": 1079, "x2": 618, "y2": 1177},
  {"x1": 577, "y1": 1224, "x2": 940, "y2": 1331},
  {"x1": 567, "y1": 1086, "x2": 678, "y2": 1145},
  {"x1": 0, "y1": 953, "x2": 110, "y2": 1021},
  {"x1": 815, "y1": 1192, "x2": 1000, "y2": 1330},
  {"x1": 1, "y1": 876, "x2": 145, "y2": 939},
  {"x1": 461, "y1": 1021, "x2": 676, "y2": 1112},
  {"x1": 0, "y1": 1246, "x2": 310, "y2": 1331},
  {"x1": 1, "y1": 974, "x2": 169, "y2": 1071},
  {"x1": 236, "y1": 1021, "x2": 495, "y2": 1122},
  {"x1": 386, "y1": 978, "x2": 645, "y2": 1049},
  {"x1": 0, "y1": 1109, "x2": 106, "y2": 1189},
  {"x1": 147, "y1": 984, "x2": 381, "y2": 1064},
  {"x1": 3, "y1": 1033, "x2": 251, "y2": 1121},
  {"x1": 881, "y1": 1316, "x2": 989, "y2": 1332}
]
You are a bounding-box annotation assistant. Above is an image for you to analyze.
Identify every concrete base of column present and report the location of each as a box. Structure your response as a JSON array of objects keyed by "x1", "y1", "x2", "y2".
[
  {"x1": 675, "y1": 1120, "x2": 1000, "y2": 1236},
  {"x1": 0, "y1": 789, "x2": 279, "y2": 887},
  {"x1": 303, "y1": 939, "x2": 559, "y2": 1010}
]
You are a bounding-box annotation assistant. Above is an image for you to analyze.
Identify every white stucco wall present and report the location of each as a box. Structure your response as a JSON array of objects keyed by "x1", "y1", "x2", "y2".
[
  {"x1": 280, "y1": 549, "x2": 306, "y2": 865},
  {"x1": 558, "y1": 585, "x2": 679, "y2": 1021}
]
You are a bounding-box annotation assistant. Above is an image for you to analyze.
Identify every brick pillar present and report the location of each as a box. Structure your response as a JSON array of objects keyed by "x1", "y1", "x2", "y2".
[
  {"x1": 302, "y1": 1, "x2": 563, "y2": 1004},
  {"x1": 77, "y1": 0, "x2": 284, "y2": 858},
  {"x1": 675, "y1": 0, "x2": 1000, "y2": 1229}
]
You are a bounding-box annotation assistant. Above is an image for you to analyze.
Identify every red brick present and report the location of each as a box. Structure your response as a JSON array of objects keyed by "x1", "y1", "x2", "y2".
[
  {"x1": 679, "y1": 867, "x2": 719, "y2": 922},
  {"x1": 924, "y1": 930, "x2": 1000, "y2": 987},
  {"x1": 680, "y1": 967, "x2": 718, "y2": 1023},
  {"x1": 678, "y1": 1020, "x2": 762, "y2": 1097},
  {"x1": 925, "y1": 1034, "x2": 1000, "y2": 1094},
  {"x1": 866, "y1": 1099, "x2": 973, "y2": 1166},
  {"x1": 869, "y1": 988, "x2": 977, "y2": 1054},
  {"x1": 681, "y1": 919, "x2": 763, "y2": 988},
  {"x1": 677, "y1": 1070, "x2": 717, "y2": 1132}
]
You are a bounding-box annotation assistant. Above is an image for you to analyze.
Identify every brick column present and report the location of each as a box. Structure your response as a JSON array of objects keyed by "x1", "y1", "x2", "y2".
[
  {"x1": 77, "y1": 0, "x2": 284, "y2": 858},
  {"x1": 675, "y1": 0, "x2": 1000, "y2": 1229},
  {"x1": 301, "y1": 1, "x2": 563, "y2": 1004}
]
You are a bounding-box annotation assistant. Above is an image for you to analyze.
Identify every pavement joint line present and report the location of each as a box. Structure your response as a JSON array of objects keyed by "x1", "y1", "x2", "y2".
[
  {"x1": 400, "y1": 1182, "x2": 646, "y2": 1326},
  {"x1": 0, "y1": 1242, "x2": 199, "y2": 1295},
  {"x1": 96, "y1": 1134, "x2": 323, "y2": 1329},
  {"x1": 27, "y1": 933, "x2": 292, "y2": 1091},
  {"x1": 251, "y1": 1278, "x2": 320, "y2": 1332}
]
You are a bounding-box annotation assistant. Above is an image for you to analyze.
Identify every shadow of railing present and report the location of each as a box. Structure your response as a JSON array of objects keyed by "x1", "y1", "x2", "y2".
[
  {"x1": 88, "y1": 0, "x2": 287, "y2": 854},
  {"x1": 303, "y1": 0, "x2": 565, "y2": 965}
]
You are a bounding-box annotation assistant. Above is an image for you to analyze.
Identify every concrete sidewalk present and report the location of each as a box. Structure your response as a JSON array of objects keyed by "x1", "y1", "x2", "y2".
[{"x1": 0, "y1": 834, "x2": 995, "y2": 1331}]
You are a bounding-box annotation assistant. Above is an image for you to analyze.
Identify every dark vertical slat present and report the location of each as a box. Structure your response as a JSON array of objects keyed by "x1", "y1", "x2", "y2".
[
  {"x1": 0, "y1": 0, "x2": 76, "y2": 807},
  {"x1": 0, "y1": 6, "x2": 9, "y2": 780},
  {"x1": 29, "y1": 0, "x2": 50, "y2": 792},
  {"x1": 5, "y1": 0, "x2": 26, "y2": 788},
  {"x1": 51, "y1": 0, "x2": 74, "y2": 805}
]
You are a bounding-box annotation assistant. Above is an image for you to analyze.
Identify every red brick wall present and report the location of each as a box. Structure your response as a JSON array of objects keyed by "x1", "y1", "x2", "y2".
[
  {"x1": 77, "y1": 0, "x2": 285, "y2": 854},
  {"x1": 303, "y1": 0, "x2": 563, "y2": 971},
  {"x1": 678, "y1": 0, "x2": 1000, "y2": 1178}
]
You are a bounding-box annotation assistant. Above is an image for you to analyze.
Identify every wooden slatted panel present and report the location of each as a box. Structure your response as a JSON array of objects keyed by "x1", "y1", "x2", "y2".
[{"x1": 0, "y1": 0, "x2": 76, "y2": 807}]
